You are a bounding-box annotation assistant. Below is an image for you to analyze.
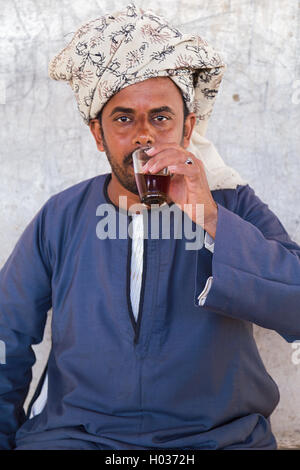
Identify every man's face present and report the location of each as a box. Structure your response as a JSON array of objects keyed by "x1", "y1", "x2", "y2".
[{"x1": 90, "y1": 77, "x2": 195, "y2": 195}]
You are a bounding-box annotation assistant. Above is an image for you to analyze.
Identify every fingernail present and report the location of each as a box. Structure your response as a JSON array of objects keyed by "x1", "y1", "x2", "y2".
[{"x1": 145, "y1": 147, "x2": 154, "y2": 155}]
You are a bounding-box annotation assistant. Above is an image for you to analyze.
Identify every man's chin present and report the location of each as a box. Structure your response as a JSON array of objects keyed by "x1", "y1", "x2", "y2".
[
  {"x1": 127, "y1": 186, "x2": 139, "y2": 196},
  {"x1": 120, "y1": 178, "x2": 139, "y2": 196},
  {"x1": 111, "y1": 166, "x2": 139, "y2": 196},
  {"x1": 122, "y1": 168, "x2": 139, "y2": 195}
]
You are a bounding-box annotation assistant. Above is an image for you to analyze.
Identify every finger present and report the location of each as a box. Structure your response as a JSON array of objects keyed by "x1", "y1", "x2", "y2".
[
  {"x1": 168, "y1": 162, "x2": 200, "y2": 178},
  {"x1": 145, "y1": 143, "x2": 181, "y2": 156},
  {"x1": 142, "y1": 149, "x2": 195, "y2": 174}
]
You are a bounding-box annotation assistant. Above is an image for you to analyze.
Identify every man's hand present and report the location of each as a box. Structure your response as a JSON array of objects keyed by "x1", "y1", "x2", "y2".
[{"x1": 141, "y1": 143, "x2": 218, "y2": 239}]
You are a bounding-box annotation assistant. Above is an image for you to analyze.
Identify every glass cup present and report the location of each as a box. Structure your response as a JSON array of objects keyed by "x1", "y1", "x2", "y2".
[{"x1": 132, "y1": 147, "x2": 171, "y2": 207}]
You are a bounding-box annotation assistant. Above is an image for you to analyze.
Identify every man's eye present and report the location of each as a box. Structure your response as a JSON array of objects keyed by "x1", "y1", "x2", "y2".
[
  {"x1": 154, "y1": 115, "x2": 169, "y2": 122},
  {"x1": 116, "y1": 116, "x2": 131, "y2": 123}
]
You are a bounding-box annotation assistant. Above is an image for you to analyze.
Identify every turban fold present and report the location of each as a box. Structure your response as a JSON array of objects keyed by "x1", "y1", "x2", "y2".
[{"x1": 49, "y1": 2, "x2": 247, "y2": 190}]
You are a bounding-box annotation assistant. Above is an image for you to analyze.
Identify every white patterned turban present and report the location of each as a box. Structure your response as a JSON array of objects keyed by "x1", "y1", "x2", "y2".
[{"x1": 49, "y1": 2, "x2": 247, "y2": 190}]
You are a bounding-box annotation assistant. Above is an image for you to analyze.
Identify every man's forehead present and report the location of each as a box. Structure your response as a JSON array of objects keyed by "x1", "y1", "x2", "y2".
[{"x1": 102, "y1": 77, "x2": 183, "y2": 114}]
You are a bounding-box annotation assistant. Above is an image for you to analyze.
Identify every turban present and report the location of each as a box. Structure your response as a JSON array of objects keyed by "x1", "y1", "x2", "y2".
[{"x1": 49, "y1": 2, "x2": 247, "y2": 190}]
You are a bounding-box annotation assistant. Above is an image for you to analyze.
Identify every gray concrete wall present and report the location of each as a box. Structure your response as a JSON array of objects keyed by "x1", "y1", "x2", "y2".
[{"x1": 0, "y1": 0, "x2": 300, "y2": 448}]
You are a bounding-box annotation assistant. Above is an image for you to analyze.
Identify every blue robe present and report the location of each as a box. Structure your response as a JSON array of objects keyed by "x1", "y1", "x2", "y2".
[{"x1": 0, "y1": 173, "x2": 299, "y2": 450}]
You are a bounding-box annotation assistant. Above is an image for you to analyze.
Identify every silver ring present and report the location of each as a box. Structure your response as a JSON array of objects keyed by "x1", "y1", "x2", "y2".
[{"x1": 185, "y1": 158, "x2": 193, "y2": 165}]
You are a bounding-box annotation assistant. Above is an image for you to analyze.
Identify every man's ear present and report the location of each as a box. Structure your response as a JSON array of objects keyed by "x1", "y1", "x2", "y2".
[
  {"x1": 182, "y1": 113, "x2": 196, "y2": 149},
  {"x1": 89, "y1": 119, "x2": 105, "y2": 152}
]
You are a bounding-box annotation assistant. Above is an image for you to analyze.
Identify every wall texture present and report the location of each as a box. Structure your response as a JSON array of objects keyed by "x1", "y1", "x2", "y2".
[{"x1": 0, "y1": 0, "x2": 300, "y2": 448}]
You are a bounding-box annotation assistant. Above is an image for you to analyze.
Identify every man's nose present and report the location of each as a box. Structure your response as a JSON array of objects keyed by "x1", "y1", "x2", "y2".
[{"x1": 132, "y1": 120, "x2": 154, "y2": 147}]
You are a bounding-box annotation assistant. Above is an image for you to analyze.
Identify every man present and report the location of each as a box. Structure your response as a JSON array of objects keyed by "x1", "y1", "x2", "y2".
[{"x1": 0, "y1": 3, "x2": 300, "y2": 450}]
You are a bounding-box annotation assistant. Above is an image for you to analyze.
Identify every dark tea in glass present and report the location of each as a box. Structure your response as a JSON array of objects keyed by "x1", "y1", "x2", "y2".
[
  {"x1": 135, "y1": 173, "x2": 171, "y2": 206},
  {"x1": 132, "y1": 147, "x2": 171, "y2": 207}
]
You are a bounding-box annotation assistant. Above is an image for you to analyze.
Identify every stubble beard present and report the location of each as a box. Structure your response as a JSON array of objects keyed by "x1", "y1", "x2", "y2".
[{"x1": 101, "y1": 131, "x2": 139, "y2": 195}]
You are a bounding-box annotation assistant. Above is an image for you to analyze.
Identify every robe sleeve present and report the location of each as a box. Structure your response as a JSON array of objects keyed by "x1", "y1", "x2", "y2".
[
  {"x1": 0, "y1": 203, "x2": 52, "y2": 449},
  {"x1": 195, "y1": 184, "x2": 300, "y2": 342}
]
